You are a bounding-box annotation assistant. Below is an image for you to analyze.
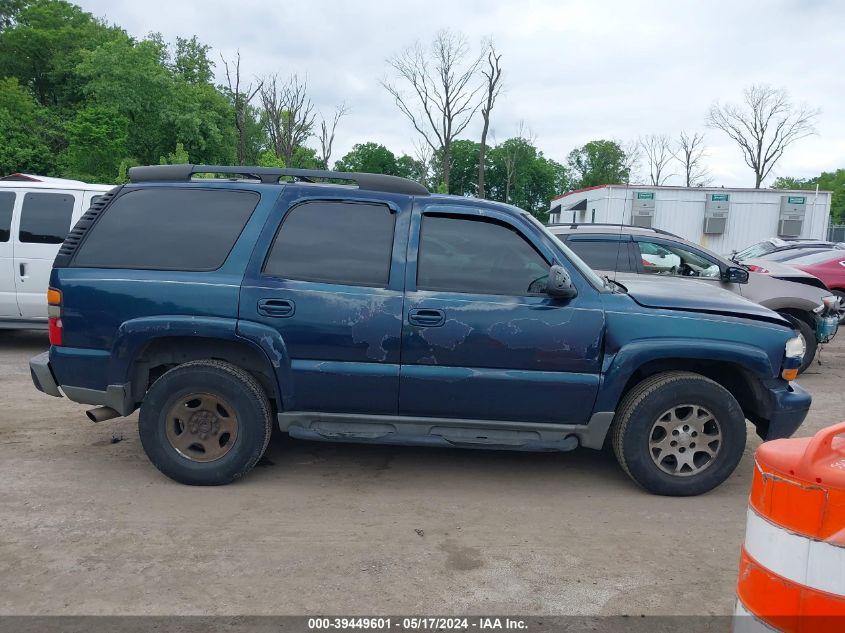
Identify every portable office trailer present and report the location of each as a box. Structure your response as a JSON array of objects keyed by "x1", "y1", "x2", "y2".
[{"x1": 548, "y1": 185, "x2": 832, "y2": 254}]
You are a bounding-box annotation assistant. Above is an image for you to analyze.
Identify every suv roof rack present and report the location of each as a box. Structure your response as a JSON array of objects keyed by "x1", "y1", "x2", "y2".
[
  {"x1": 127, "y1": 164, "x2": 429, "y2": 196},
  {"x1": 546, "y1": 222, "x2": 681, "y2": 239}
]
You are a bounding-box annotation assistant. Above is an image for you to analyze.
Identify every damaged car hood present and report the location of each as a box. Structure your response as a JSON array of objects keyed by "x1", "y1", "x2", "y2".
[{"x1": 614, "y1": 275, "x2": 790, "y2": 326}]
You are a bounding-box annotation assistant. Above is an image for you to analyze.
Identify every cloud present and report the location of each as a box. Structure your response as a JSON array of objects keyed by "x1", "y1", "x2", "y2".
[{"x1": 79, "y1": 0, "x2": 845, "y2": 189}]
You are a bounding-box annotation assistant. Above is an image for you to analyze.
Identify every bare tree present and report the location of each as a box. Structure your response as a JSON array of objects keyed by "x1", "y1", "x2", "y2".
[
  {"x1": 259, "y1": 74, "x2": 316, "y2": 166},
  {"x1": 317, "y1": 103, "x2": 349, "y2": 169},
  {"x1": 382, "y1": 29, "x2": 483, "y2": 191},
  {"x1": 707, "y1": 84, "x2": 819, "y2": 188},
  {"x1": 672, "y1": 131, "x2": 710, "y2": 187},
  {"x1": 221, "y1": 51, "x2": 263, "y2": 165},
  {"x1": 639, "y1": 134, "x2": 675, "y2": 186},
  {"x1": 621, "y1": 140, "x2": 642, "y2": 184},
  {"x1": 477, "y1": 40, "x2": 503, "y2": 199}
]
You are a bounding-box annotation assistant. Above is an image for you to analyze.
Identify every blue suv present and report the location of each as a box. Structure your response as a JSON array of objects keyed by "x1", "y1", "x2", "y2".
[{"x1": 30, "y1": 165, "x2": 811, "y2": 495}]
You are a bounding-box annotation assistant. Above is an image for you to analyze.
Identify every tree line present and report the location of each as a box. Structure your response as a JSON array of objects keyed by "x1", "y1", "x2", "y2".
[{"x1": 0, "y1": 1, "x2": 837, "y2": 221}]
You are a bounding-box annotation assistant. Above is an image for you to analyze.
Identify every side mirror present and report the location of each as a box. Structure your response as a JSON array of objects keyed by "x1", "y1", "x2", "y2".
[
  {"x1": 723, "y1": 265, "x2": 749, "y2": 284},
  {"x1": 546, "y1": 265, "x2": 577, "y2": 299}
]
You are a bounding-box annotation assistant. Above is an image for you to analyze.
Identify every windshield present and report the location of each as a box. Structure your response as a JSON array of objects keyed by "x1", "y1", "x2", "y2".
[
  {"x1": 788, "y1": 250, "x2": 845, "y2": 266},
  {"x1": 735, "y1": 240, "x2": 776, "y2": 260},
  {"x1": 522, "y1": 214, "x2": 607, "y2": 289}
]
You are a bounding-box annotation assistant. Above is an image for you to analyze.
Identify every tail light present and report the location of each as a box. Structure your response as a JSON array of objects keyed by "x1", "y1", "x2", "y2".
[
  {"x1": 47, "y1": 288, "x2": 63, "y2": 346},
  {"x1": 642, "y1": 258, "x2": 655, "y2": 267}
]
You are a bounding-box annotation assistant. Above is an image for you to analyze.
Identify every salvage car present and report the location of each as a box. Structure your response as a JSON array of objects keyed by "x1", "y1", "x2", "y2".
[
  {"x1": 31, "y1": 165, "x2": 811, "y2": 496},
  {"x1": 785, "y1": 250, "x2": 845, "y2": 305},
  {"x1": 549, "y1": 224, "x2": 841, "y2": 373},
  {"x1": 733, "y1": 237, "x2": 844, "y2": 261}
]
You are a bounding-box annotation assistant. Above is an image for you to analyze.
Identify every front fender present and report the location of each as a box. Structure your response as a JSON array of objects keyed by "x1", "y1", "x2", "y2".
[{"x1": 594, "y1": 337, "x2": 776, "y2": 413}]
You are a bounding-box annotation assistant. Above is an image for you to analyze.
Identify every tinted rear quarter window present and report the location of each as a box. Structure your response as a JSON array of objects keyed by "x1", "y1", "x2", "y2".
[
  {"x1": 0, "y1": 192, "x2": 13, "y2": 242},
  {"x1": 72, "y1": 188, "x2": 259, "y2": 271},
  {"x1": 19, "y1": 192, "x2": 75, "y2": 244},
  {"x1": 264, "y1": 201, "x2": 395, "y2": 287}
]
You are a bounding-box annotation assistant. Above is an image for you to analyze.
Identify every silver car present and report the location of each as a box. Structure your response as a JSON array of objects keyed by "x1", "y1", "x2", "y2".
[{"x1": 549, "y1": 224, "x2": 841, "y2": 374}]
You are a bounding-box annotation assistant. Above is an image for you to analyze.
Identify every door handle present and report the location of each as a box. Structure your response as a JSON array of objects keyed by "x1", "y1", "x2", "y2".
[
  {"x1": 19, "y1": 262, "x2": 26, "y2": 277},
  {"x1": 408, "y1": 308, "x2": 446, "y2": 327},
  {"x1": 257, "y1": 298, "x2": 295, "y2": 318}
]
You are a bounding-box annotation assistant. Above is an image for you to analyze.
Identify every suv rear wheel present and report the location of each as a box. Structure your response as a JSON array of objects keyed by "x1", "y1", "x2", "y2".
[
  {"x1": 611, "y1": 371, "x2": 746, "y2": 496},
  {"x1": 139, "y1": 360, "x2": 272, "y2": 485}
]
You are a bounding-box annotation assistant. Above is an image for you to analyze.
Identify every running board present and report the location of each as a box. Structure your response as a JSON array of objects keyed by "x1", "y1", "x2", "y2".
[{"x1": 277, "y1": 412, "x2": 615, "y2": 452}]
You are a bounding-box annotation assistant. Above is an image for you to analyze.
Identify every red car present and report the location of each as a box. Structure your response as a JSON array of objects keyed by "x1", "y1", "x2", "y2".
[{"x1": 787, "y1": 250, "x2": 845, "y2": 303}]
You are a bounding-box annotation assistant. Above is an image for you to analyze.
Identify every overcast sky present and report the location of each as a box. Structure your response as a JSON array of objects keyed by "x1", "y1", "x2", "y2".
[{"x1": 77, "y1": 0, "x2": 845, "y2": 189}]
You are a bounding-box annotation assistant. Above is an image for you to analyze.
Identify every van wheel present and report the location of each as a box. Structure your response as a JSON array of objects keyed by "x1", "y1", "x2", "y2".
[
  {"x1": 139, "y1": 360, "x2": 272, "y2": 485},
  {"x1": 779, "y1": 314, "x2": 816, "y2": 374},
  {"x1": 611, "y1": 371, "x2": 746, "y2": 496}
]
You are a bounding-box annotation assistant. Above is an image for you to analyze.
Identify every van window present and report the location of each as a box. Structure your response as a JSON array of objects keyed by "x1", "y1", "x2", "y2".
[
  {"x1": 0, "y1": 192, "x2": 13, "y2": 242},
  {"x1": 264, "y1": 201, "x2": 395, "y2": 287},
  {"x1": 19, "y1": 192, "x2": 75, "y2": 244},
  {"x1": 72, "y1": 188, "x2": 259, "y2": 271}
]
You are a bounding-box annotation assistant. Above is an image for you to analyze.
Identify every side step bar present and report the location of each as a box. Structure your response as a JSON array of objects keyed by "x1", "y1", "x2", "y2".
[{"x1": 278, "y1": 412, "x2": 615, "y2": 452}]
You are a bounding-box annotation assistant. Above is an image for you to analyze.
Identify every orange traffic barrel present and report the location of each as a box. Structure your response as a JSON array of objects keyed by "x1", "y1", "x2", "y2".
[{"x1": 735, "y1": 421, "x2": 845, "y2": 633}]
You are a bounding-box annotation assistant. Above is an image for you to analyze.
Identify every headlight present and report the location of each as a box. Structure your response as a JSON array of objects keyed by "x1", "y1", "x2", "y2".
[
  {"x1": 785, "y1": 335, "x2": 806, "y2": 359},
  {"x1": 822, "y1": 295, "x2": 841, "y2": 311}
]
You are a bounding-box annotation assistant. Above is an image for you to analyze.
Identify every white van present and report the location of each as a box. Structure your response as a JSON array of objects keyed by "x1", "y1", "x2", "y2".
[{"x1": 0, "y1": 174, "x2": 112, "y2": 329}]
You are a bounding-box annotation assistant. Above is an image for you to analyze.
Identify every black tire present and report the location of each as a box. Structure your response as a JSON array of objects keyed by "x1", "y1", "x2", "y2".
[
  {"x1": 779, "y1": 314, "x2": 817, "y2": 374},
  {"x1": 611, "y1": 371, "x2": 746, "y2": 496},
  {"x1": 139, "y1": 360, "x2": 272, "y2": 485}
]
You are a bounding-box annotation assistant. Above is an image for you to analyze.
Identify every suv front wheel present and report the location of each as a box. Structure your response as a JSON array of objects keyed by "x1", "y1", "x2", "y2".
[
  {"x1": 611, "y1": 371, "x2": 746, "y2": 496},
  {"x1": 139, "y1": 360, "x2": 273, "y2": 485}
]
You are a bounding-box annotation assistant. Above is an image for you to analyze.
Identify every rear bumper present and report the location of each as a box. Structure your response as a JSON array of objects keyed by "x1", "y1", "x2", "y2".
[
  {"x1": 30, "y1": 351, "x2": 62, "y2": 397},
  {"x1": 759, "y1": 380, "x2": 811, "y2": 440},
  {"x1": 30, "y1": 351, "x2": 134, "y2": 415}
]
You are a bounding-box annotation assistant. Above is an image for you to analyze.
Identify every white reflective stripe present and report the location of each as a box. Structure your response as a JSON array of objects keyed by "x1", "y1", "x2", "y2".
[
  {"x1": 744, "y1": 508, "x2": 845, "y2": 596},
  {"x1": 733, "y1": 600, "x2": 777, "y2": 632}
]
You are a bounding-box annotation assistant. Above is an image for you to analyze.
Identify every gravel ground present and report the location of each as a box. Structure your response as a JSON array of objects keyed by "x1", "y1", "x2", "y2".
[{"x1": 0, "y1": 330, "x2": 842, "y2": 616}]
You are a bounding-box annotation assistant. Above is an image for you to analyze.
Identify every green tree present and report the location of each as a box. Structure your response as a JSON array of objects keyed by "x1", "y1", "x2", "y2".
[
  {"x1": 76, "y1": 34, "x2": 236, "y2": 167},
  {"x1": 437, "y1": 139, "x2": 480, "y2": 196},
  {"x1": 289, "y1": 145, "x2": 320, "y2": 169},
  {"x1": 172, "y1": 35, "x2": 212, "y2": 84},
  {"x1": 159, "y1": 141, "x2": 189, "y2": 165},
  {"x1": 567, "y1": 140, "x2": 630, "y2": 188},
  {"x1": 486, "y1": 137, "x2": 570, "y2": 219},
  {"x1": 257, "y1": 149, "x2": 284, "y2": 168},
  {"x1": 61, "y1": 104, "x2": 128, "y2": 181},
  {"x1": 0, "y1": 0, "x2": 123, "y2": 107},
  {"x1": 334, "y1": 142, "x2": 399, "y2": 175},
  {"x1": 395, "y1": 154, "x2": 428, "y2": 185},
  {"x1": 773, "y1": 170, "x2": 845, "y2": 223},
  {"x1": 0, "y1": 76, "x2": 54, "y2": 175}
]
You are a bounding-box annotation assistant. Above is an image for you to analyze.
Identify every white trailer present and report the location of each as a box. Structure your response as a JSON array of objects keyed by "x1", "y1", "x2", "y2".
[{"x1": 549, "y1": 185, "x2": 833, "y2": 254}]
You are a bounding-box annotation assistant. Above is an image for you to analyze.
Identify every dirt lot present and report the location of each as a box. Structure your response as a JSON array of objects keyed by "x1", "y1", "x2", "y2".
[{"x1": 1, "y1": 330, "x2": 843, "y2": 616}]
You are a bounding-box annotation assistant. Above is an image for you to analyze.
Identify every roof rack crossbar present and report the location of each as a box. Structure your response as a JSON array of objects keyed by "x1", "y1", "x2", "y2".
[{"x1": 127, "y1": 164, "x2": 429, "y2": 196}]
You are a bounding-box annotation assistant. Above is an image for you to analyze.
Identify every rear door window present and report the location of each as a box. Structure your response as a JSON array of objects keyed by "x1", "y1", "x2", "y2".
[
  {"x1": 72, "y1": 188, "x2": 259, "y2": 271},
  {"x1": 264, "y1": 200, "x2": 395, "y2": 287},
  {"x1": 565, "y1": 235, "x2": 634, "y2": 272},
  {"x1": 0, "y1": 192, "x2": 13, "y2": 242},
  {"x1": 18, "y1": 192, "x2": 75, "y2": 244}
]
